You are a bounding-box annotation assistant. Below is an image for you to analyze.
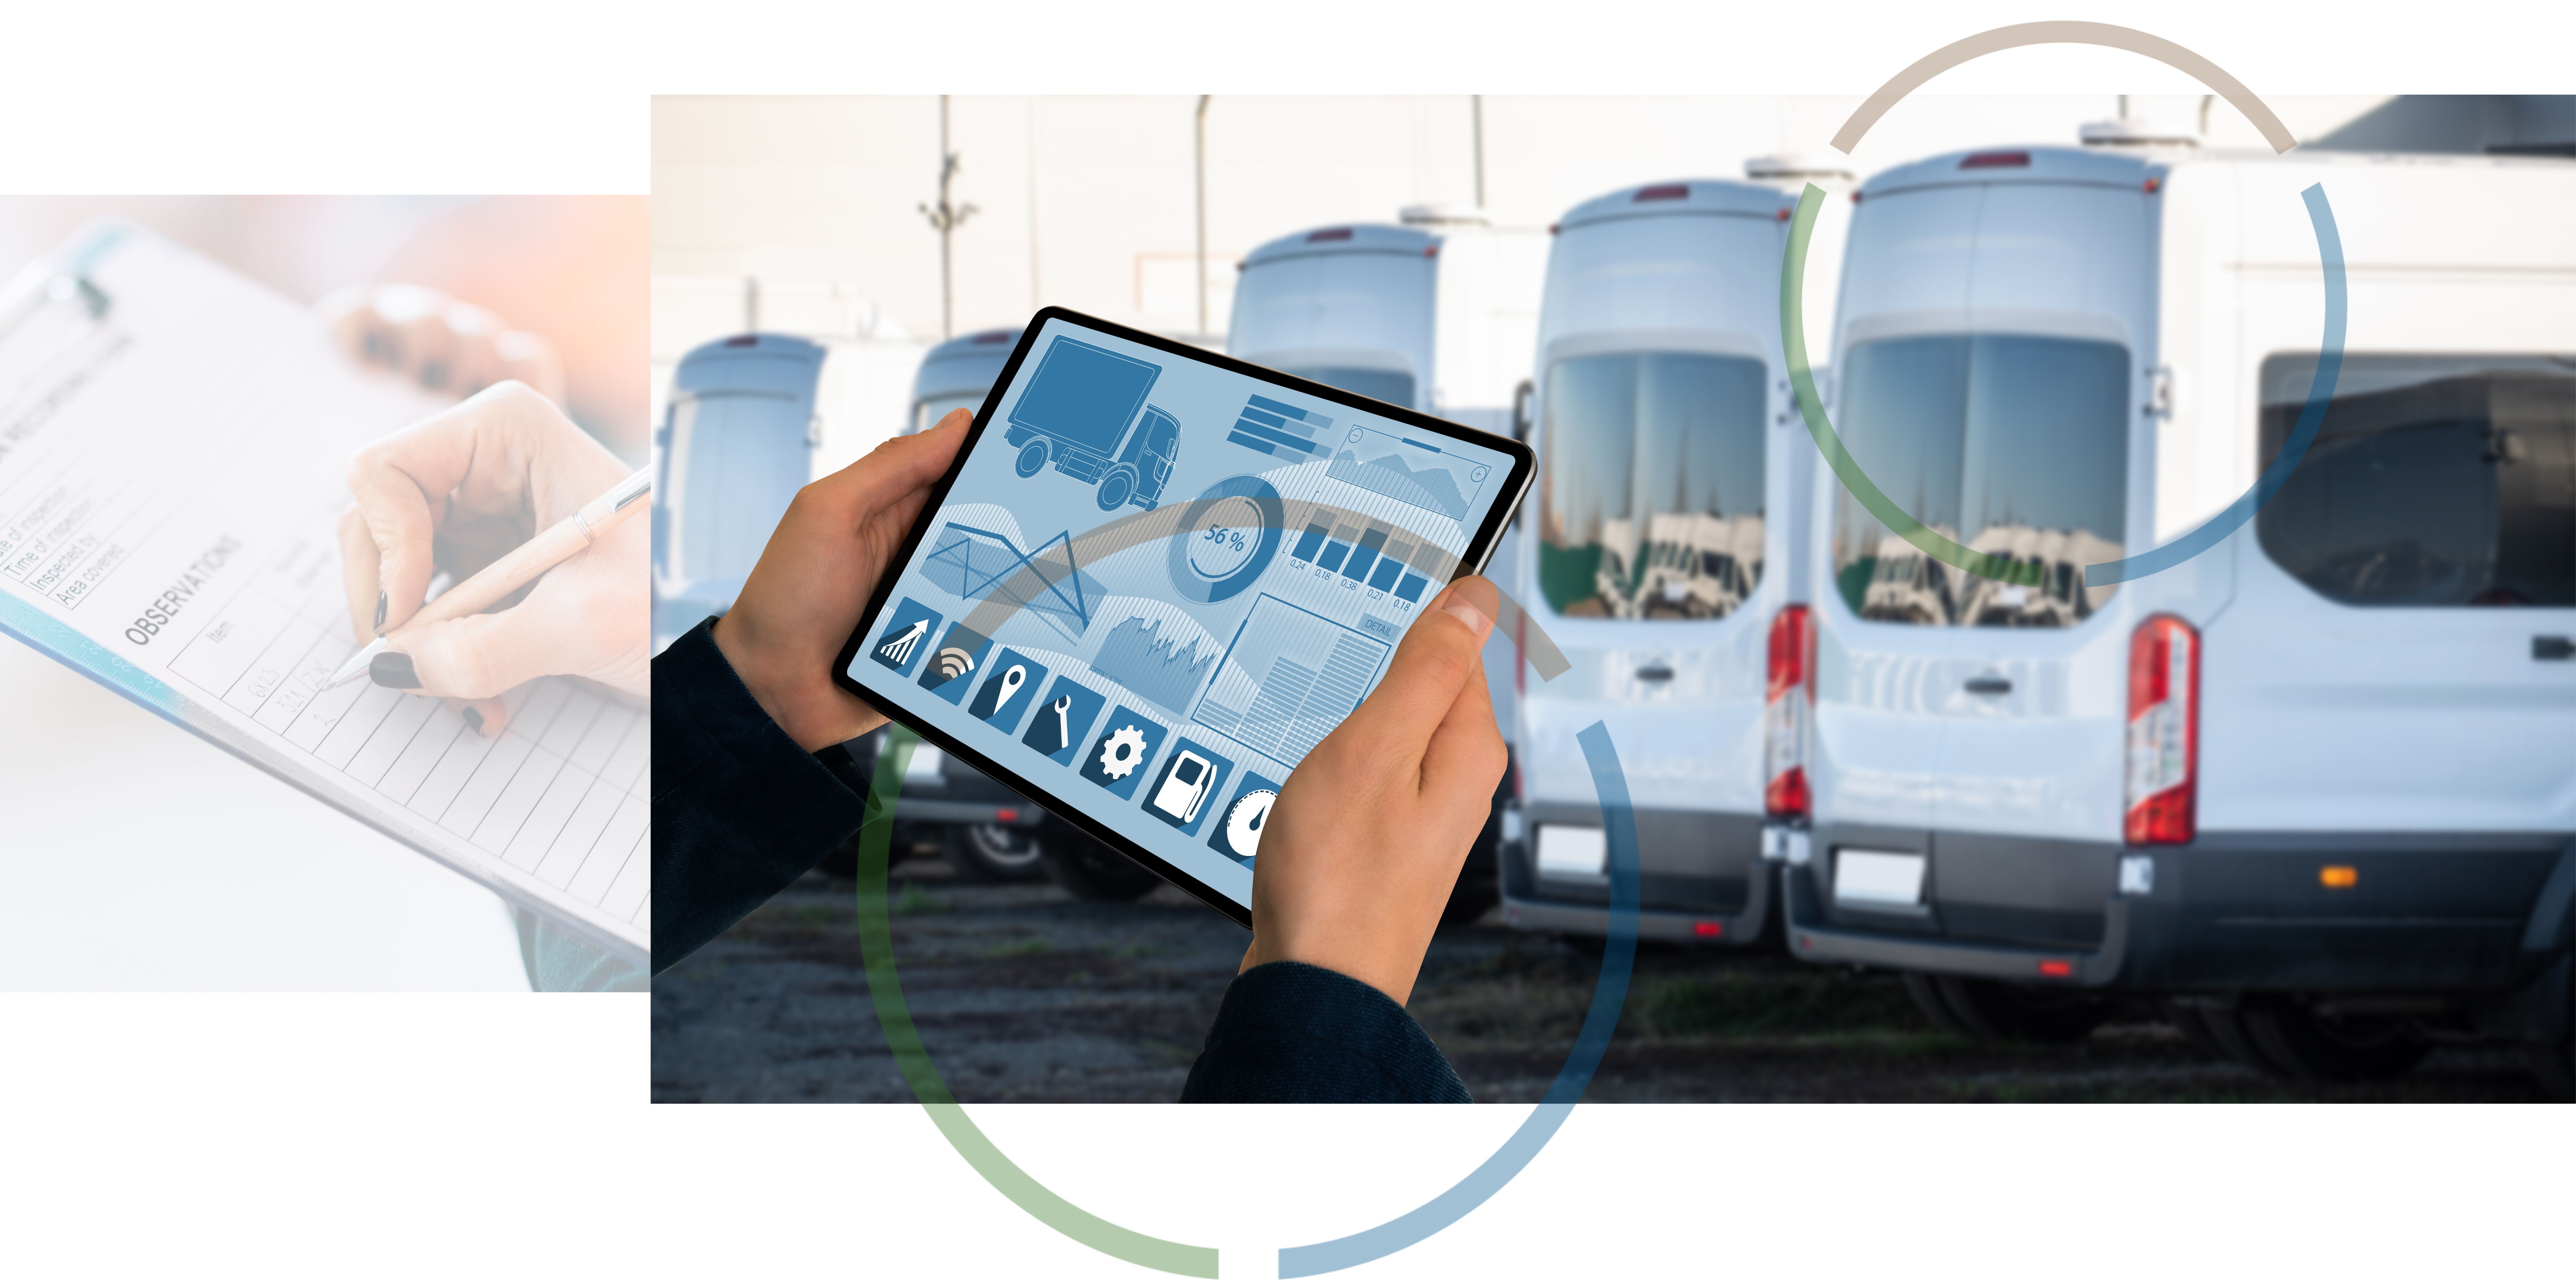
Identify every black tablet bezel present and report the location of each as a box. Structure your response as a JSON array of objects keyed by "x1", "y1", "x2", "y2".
[{"x1": 829, "y1": 305, "x2": 1537, "y2": 929}]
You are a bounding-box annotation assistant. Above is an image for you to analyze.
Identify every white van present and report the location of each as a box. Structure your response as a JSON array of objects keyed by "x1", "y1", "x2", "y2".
[
  {"x1": 908, "y1": 326, "x2": 1024, "y2": 434},
  {"x1": 1787, "y1": 142, "x2": 2576, "y2": 1087},
  {"x1": 1498, "y1": 178, "x2": 1842, "y2": 946},
  {"x1": 1228, "y1": 217, "x2": 1545, "y2": 919}
]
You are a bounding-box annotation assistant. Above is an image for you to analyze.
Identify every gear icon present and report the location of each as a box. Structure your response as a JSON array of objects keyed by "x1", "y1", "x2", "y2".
[{"x1": 1098, "y1": 725, "x2": 1150, "y2": 780}]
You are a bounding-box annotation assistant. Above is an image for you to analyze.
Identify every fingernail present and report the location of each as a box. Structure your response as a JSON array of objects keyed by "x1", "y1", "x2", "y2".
[
  {"x1": 462, "y1": 707, "x2": 484, "y2": 733},
  {"x1": 418, "y1": 360, "x2": 446, "y2": 390},
  {"x1": 370, "y1": 651, "x2": 420, "y2": 689},
  {"x1": 372, "y1": 590, "x2": 387, "y2": 632},
  {"x1": 1440, "y1": 597, "x2": 1493, "y2": 641}
]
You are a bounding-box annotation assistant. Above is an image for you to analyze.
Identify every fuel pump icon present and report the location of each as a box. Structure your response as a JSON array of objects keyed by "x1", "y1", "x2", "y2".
[
  {"x1": 1152, "y1": 750, "x2": 1215, "y2": 823},
  {"x1": 1144, "y1": 740, "x2": 1234, "y2": 834}
]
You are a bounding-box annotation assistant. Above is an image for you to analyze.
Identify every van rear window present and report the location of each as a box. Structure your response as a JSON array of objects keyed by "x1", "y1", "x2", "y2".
[
  {"x1": 2258, "y1": 354, "x2": 2576, "y2": 607},
  {"x1": 1538, "y1": 351, "x2": 1767, "y2": 619},
  {"x1": 1281, "y1": 365, "x2": 1415, "y2": 411},
  {"x1": 1830, "y1": 334, "x2": 2128, "y2": 626}
]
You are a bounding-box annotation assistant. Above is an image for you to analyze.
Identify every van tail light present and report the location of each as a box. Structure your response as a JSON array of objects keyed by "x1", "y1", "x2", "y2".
[
  {"x1": 1764, "y1": 605, "x2": 1816, "y2": 820},
  {"x1": 2124, "y1": 615, "x2": 2199, "y2": 845}
]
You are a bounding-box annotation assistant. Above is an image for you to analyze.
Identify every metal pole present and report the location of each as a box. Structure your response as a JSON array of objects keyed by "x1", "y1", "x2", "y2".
[
  {"x1": 1472, "y1": 95, "x2": 1486, "y2": 210},
  {"x1": 919, "y1": 94, "x2": 978, "y2": 340},
  {"x1": 1195, "y1": 95, "x2": 1210, "y2": 337}
]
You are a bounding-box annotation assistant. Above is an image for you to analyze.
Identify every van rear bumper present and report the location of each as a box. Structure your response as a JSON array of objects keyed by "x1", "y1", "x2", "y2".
[
  {"x1": 1784, "y1": 827, "x2": 2576, "y2": 994},
  {"x1": 1500, "y1": 802, "x2": 1773, "y2": 945}
]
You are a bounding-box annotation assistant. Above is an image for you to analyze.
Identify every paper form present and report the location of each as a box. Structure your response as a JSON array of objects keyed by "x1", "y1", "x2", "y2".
[{"x1": 0, "y1": 222, "x2": 647, "y2": 967}]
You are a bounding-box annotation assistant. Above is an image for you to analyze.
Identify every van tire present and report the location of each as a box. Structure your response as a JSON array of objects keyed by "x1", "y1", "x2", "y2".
[
  {"x1": 2182, "y1": 1004, "x2": 2278, "y2": 1071},
  {"x1": 1038, "y1": 830, "x2": 1161, "y2": 902},
  {"x1": 2528, "y1": 1041, "x2": 2574, "y2": 1101},
  {"x1": 1901, "y1": 972, "x2": 1975, "y2": 1035},
  {"x1": 2238, "y1": 1000, "x2": 2429, "y2": 1081},
  {"x1": 1927, "y1": 975, "x2": 2116, "y2": 1043},
  {"x1": 943, "y1": 824, "x2": 1048, "y2": 883},
  {"x1": 1014, "y1": 440, "x2": 1049, "y2": 477},
  {"x1": 2160, "y1": 1000, "x2": 2231, "y2": 1060},
  {"x1": 1095, "y1": 468, "x2": 1136, "y2": 511}
]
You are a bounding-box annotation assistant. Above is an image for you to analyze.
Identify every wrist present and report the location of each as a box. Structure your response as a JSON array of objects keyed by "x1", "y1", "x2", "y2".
[
  {"x1": 710, "y1": 613, "x2": 866, "y2": 752},
  {"x1": 1248, "y1": 933, "x2": 1416, "y2": 1008}
]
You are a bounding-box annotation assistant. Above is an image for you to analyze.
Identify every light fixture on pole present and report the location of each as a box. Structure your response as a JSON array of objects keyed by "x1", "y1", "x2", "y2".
[
  {"x1": 919, "y1": 94, "x2": 979, "y2": 340},
  {"x1": 1195, "y1": 95, "x2": 1211, "y2": 338}
]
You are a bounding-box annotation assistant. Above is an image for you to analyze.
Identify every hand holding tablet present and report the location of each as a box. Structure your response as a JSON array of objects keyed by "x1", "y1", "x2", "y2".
[
  {"x1": 827, "y1": 309, "x2": 1534, "y2": 929},
  {"x1": 1241, "y1": 575, "x2": 1503, "y2": 1005}
]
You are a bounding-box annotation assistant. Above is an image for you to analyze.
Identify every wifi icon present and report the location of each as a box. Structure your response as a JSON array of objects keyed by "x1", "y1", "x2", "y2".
[{"x1": 914, "y1": 624, "x2": 993, "y2": 704}]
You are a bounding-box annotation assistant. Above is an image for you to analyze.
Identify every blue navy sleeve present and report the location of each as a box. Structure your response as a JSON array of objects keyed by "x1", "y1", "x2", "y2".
[
  {"x1": 650, "y1": 618, "x2": 871, "y2": 974},
  {"x1": 1181, "y1": 961, "x2": 1471, "y2": 1103}
]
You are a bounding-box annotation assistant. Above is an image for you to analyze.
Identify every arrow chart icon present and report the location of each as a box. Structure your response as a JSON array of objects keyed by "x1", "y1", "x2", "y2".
[{"x1": 878, "y1": 618, "x2": 929, "y2": 666}]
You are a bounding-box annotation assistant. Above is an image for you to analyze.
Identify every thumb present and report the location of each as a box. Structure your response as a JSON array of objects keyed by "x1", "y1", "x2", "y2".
[
  {"x1": 1333, "y1": 576, "x2": 1498, "y2": 764},
  {"x1": 380, "y1": 603, "x2": 558, "y2": 701},
  {"x1": 810, "y1": 406, "x2": 969, "y2": 512}
]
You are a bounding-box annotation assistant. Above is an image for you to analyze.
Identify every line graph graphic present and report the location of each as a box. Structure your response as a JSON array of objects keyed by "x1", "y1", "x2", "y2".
[
  {"x1": 1325, "y1": 426, "x2": 1491, "y2": 521},
  {"x1": 1090, "y1": 615, "x2": 1218, "y2": 715},
  {"x1": 921, "y1": 521, "x2": 1105, "y2": 642}
]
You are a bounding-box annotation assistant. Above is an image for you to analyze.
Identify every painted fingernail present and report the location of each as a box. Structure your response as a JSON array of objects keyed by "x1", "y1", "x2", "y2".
[
  {"x1": 370, "y1": 651, "x2": 420, "y2": 689},
  {"x1": 463, "y1": 707, "x2": 484, "y2": 733},
  {"x1": 418, "y1": 360, "x2": 446, "y2": 390},
  {"x1": 373, "y1": 590, "x2": 387, "y2": 632},
  {"x1": 1440, "y1": 597, "x2": 1492, "y2": 641},
  {"x1": 362, "y1": 331, "x2": 383, "y2": 361}
]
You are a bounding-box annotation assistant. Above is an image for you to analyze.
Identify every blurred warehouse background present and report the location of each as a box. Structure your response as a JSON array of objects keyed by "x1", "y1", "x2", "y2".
[{"x1": 650, "y1": 94, "x2": 2575, "y2": 475}]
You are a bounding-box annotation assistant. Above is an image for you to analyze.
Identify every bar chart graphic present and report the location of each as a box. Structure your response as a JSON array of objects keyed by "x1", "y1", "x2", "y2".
[
  {"x1": 1225, "y1": 393, "x2": 1332, "y2": 463},
  {"x1": 1288, "y1": 508, "x2": 1440, "y2": 604},
  {"x1": 1090, "y1": 615, "x2": 1219, "y2": 715},
  {"x1": 1325, "y1": 425, "x2": 1491, "y2": 521},
  {"x1": 1191, "y1": 594, "x2": 1392, "y2": 767}
]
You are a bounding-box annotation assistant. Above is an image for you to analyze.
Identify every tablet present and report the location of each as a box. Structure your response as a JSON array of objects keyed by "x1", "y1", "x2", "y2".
[{"x1": 833, "y1": 307, "x2": 1534, "y2": 925}]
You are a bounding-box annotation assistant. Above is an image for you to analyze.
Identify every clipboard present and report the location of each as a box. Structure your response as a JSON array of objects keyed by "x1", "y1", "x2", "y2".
[{"x1": 0, "y1": 221, "x2": 649, "y2": 969}]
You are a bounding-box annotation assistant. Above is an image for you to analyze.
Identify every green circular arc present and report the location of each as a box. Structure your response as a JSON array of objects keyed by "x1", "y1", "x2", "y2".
[{"x1": 854, "y1": 727, "x2": 1220, "y2": 1279}]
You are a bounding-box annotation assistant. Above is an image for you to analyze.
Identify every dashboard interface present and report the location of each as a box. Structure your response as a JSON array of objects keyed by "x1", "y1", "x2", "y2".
[{"x1": 845, "y1": 313, "x2": 1525, "y2": 910}]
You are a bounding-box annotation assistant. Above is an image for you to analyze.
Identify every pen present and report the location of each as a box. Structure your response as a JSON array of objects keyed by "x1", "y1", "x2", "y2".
[{"x1": 323, "y1": 464, "x2": 652, "y2": 690}]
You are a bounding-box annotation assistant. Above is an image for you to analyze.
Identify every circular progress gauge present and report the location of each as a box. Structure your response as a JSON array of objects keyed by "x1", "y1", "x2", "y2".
[{"x1": 1166, "y1": 474, "x2": 1284, "y2": 603}]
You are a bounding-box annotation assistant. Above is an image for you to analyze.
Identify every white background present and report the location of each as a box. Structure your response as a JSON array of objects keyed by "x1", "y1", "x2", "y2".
[{"x1": 5, "y1": 1, "x2": 2571, "y2": 1284}]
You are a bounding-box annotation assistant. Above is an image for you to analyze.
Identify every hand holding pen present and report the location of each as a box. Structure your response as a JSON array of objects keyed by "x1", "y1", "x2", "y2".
[{"x1": 336, "y1": 381, "x2": 648, "y2": 734}]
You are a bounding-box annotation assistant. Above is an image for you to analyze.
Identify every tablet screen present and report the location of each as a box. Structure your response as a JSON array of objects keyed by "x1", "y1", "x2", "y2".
[{"x1": 841, "y1": 311, "x2": 1528, "y2": 915}]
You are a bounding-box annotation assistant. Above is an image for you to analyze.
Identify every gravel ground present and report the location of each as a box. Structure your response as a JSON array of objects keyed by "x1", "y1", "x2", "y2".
[{"x1": 651, "y1": 854, "x2": 2549, "y2": 1104}]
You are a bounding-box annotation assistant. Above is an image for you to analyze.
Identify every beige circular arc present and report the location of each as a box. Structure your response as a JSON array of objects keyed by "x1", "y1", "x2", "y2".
[{"x1": 1829, "y1": 21, "x2": 2298, "y2": 155}]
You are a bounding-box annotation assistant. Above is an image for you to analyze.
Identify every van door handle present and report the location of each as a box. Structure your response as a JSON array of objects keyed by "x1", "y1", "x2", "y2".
[
  {"x1": 1636, "y1": 663, "x2": 1675, "y2": 683},
  {"x1": 2538, "y1": 636, "x2": 2574, "y2": 661},
  {"x1": 1963, "y1": 675, "x2": 2012, "y2": 695}
]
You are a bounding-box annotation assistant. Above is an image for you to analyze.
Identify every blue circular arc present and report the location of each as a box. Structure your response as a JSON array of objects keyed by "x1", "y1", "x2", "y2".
[
  {"x1": 2084, "y1": 182, "x2": 2347, "y2": 584},
  {"x1": 1276, "y1": 719, "x2": 1639, "y2": 1278}
]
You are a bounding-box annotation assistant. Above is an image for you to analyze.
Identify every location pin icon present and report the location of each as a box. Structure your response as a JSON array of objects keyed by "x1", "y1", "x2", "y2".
[{"x1": 990, "y1": 664, "x2": 1027, "y2": 714}]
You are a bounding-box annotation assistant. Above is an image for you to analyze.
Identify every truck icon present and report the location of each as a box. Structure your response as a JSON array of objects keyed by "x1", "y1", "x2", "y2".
[{"x1": 1003, "y1": 335, "x2": 1181, "y2": 511}]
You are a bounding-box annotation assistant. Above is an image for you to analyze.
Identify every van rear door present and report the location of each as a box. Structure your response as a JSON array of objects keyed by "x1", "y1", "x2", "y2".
[
  {"x1": 1818, "y1": 176, "x2": 2153, "y2": 939},
  {"x1": 1813, "y1": 182, "x2": 1983, "y2": 865},
  {"x1": 1923, "y1": 181, "x2": 2154, "y2": 950}
]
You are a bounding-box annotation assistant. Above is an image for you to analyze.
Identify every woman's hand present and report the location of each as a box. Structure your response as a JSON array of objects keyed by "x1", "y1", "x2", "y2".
[
  {"x1": 711, "y1": 409, "x2": 970, "y2": 752},
  {"x1": 318, "y1": 283, "x2": 565, "y2": 406},
  {"x1": 1242, "y1": 576, "x2": 1506, "y2": 1006},
  {"x1": 339, "y1": 381, "x2": 644, "y2": 729}
]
